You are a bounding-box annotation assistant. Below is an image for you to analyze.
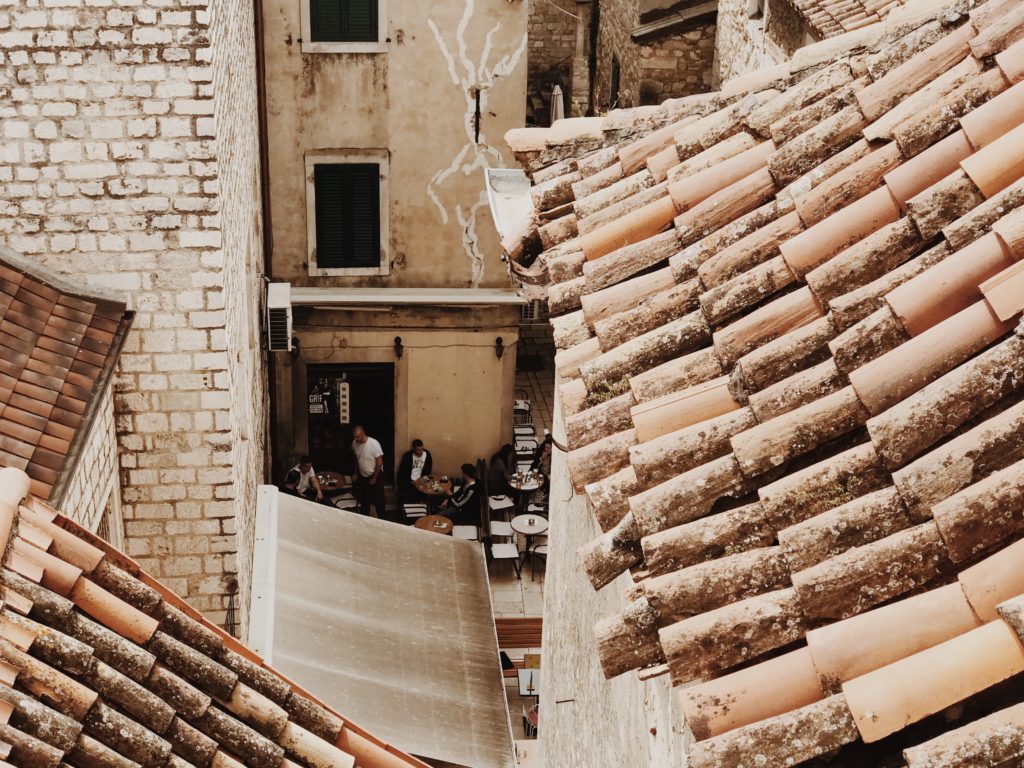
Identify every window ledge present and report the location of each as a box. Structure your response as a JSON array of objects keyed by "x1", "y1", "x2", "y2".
[
  {"x1": 308, "y1": 264, "x2": 391, "y2": 277},
  {"x1": 300, "y1": 40, "x2": 389, "y2": 54}
]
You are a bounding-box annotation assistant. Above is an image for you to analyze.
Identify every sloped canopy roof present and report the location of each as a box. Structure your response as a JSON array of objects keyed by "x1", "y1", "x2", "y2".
[
  {"x1": 505, "y1": 0, "x2": 1024, "y2": 764},
  {"x1": 0, "y1": 466, "x2": 428, "y2": 768},
  {"x1": 250, "y1": 488, "x2": 516, "y2": 768},
  {"x1": 0, "y1": 246, "x2": 131, "y2": 502}
]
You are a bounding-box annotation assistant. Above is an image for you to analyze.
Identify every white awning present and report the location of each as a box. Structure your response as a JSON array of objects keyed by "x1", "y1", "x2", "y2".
[
  {"x1": 289, "y1": 286, "x2": 525, "y2": 308},
  {"x1": 484, "y1": 168, "x2": 533, "y2": 242},
  {"x1": 250, "y1": 488, "x2": 516, "y2": 768}
]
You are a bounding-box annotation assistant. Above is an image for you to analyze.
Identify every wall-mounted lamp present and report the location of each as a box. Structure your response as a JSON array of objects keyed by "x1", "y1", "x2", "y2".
[
  {"x1": 394, "y1": 336, "x2": 404, "y2": 359},
  {"x1": 290, "y1": 336, "x2": 300, "y2": 360},
  {"x1": 495, "y1": 337, "x2": 504, "y2": 359}
]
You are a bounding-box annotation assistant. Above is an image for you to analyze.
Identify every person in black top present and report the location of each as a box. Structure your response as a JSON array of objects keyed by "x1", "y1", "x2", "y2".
[
  {"x1": 280, "y1": 469, "x2": 302, "y2": 497},
  {"x1": 442, "y1": 463, "x2": 480, "y2": 526},
  {"x1": 397, "y1": 438, "x2": 433, "y2": 506},
  {"x1": 487, "y1": 444, "x2": 515, "y2": 497}
]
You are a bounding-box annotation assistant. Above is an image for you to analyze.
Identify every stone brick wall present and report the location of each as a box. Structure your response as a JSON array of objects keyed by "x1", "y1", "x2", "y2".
[
  {"x1": 593, "y1": 0, "x2": 640, "y2": 110},
  {"x1": 527, "y1": 0, "x2": 581, "y2": 123},
  {"x1": 593, "y1": 0, "x2": 715, "y2": 111},
  {"x1": 0, "y1": 0, "x2": 265, "y2": 630},
  {"x1": 529, "y1": 0, "x2": 578, "y2": 83},
  {"x1": 60, "y1": 379, "x2": 120, "y2": 534},
  {"x1": 636, "y1": 22, "x2": 716, "y2": 104},
  {"x1": 208, "y1": 0, "x2": 268, "y2": 640},
  {"x1": 715, "y1": 0, "x2": 814, "y2": 84}
]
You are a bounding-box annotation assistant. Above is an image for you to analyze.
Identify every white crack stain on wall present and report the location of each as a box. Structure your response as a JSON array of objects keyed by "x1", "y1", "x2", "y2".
[{"x1": 427, "y1": 0, "x2": 527, "y2": 287}]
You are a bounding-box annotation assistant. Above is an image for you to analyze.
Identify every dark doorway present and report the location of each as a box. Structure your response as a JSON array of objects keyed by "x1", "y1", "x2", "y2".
[{"x1": 306, "y1": 363, "x2": 395, "y2": 483}]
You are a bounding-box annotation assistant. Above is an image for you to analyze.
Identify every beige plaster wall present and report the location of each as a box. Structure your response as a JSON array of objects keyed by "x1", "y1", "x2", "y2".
[
  {"x1": 275, "y1": 306, "x2": 521, "y2": 476},
  {"x1": 262, "y1": 0, "x2": 528, "y2": 290}
]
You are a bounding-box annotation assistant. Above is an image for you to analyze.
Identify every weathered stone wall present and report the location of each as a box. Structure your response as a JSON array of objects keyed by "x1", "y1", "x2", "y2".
[
  {"x1": 541, "y1": 391, "x2": 689, "y2": 765},
  {"x1": 593, "y1": 0, "x2": 641, "y2": 110},
  {"x1": 715, "y1": 0, "x2": 815, "y2": 84},
  {"x1": 528, "y1": 0, "x2": 578, "y2": 88},
  {"x1": 593, "y1": 0, "x2": 715, "y2": 111},
  {"x1": 208, "y1": 0, "x2": 268, "y2": 640},
  {"x1": 60, "y1": 380, "x2": 121, "y2": 534},
  {"x1": 0, "y1": 0, "x2": 264, "y2": 629},
  {"x1": 636, "y1": 22, "x2": 717, "y2": 104}
]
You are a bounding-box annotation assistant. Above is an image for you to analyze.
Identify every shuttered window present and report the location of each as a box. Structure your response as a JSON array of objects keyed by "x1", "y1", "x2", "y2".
[
  {"x1": 314, "y1": 163, "x2": 381, "y2": 269},
  {"x1": 310, "y1": 0, "x2": 378, "y2": 42}
]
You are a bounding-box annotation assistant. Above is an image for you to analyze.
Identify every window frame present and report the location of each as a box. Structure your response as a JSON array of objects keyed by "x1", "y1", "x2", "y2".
[
  {"x1": 300, "y1": 0, "x2": 388, "y2": 54},
  {"x1": 305, "y1": 150, "x2": 390, "y2": 277}
]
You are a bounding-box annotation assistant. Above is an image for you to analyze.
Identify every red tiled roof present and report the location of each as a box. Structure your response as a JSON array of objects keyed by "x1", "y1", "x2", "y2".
[
  {"x1": 0, "y1": 467, "x2": 428, "y2": 768},
  {"x1": 788, "y1": 0, "x2": 909, "y2": 37},
  {"x1": 0, "y1": 250, "x2": 131, "y2": 502},
  {"x1": 506, "y1": 0, "x2": 1024, "y2": 763}
]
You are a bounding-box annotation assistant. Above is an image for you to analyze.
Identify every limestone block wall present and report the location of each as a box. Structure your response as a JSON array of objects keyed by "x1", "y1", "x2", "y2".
[
  {"x1": 593, "y1": 0, "x2": 716, "y2": 111},
  {"x1": 527, "y1": 0, "x2": 582, "y2": 123},
  {"x1": 0, "y1": 0, "x2": 265, "y2": 629},
  {"x1": 594, "y1": 0, "x2": 641, "y2": 110},
  {"x1": 636, "y1": 22, "x2": 717, "y2": 104},
  {"x1": 528, "y1": 0, "x2": 578, "y2": 84},
  {"x1": 541, "y1": 392, "x2": 689, "y2": 765},
  {"x1": 715, "y1": 0, "x2": 814, "y2": 84},
  {"x1": 59, "y1": 379, "x2": 121, "y2": 535},
  {"x1": 208, "y1": 0, "x2": 268, "y2": 641}
]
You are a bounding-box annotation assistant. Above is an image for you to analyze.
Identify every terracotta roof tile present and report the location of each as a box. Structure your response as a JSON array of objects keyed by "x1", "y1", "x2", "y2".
[
  {"x1": 0, "y1": 250, "x2": 131, "y2": 506},
  {"x1": 508, "y1": 1, "x2": 1024, "y2": 763},
  {"x1": 0, "y1": 467, "x2": 430, "y2": 768}
]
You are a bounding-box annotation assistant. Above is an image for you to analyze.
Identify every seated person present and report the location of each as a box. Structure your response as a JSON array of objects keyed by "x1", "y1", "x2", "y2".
[
  {"x1": 531, "y1": 435, "x2": 552, "y2": 477},
  {"x1": 290, "y1": 455, "x2": 323, "y2": 502},
  {"x1": 530, "y1": 435, "x2": 553, "y2": 497},
  {"x1": 280, "y1": 469, "x2": 302, "y2": 497},
  {"x1": 487, "y1": 444, "x2": 515, "y2": 497},
  {"x1": 397, "y1": 438, "x2": 432, "y2": 506},
  {"x1": 442, "y1": 463, "x2": 480, "y2": 526}
]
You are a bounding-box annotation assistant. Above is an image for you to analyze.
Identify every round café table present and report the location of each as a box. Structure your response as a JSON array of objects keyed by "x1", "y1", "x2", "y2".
[
  {"x1": 414, "y1": 514, "x2": 454, "y2": 535},
  {"x1": 414, "y1": 475, "x2": 453, "y2": 512},
  {"x1": 415, "y1": 475, "x2": 453, "y2": 496},
  {"x1": 508, "y1": 473, "x2": 543, "y2": 513},
  {"x1": 317, "y1": 471, "x2": 349, "y2": 492},
  {"x1": 511, "y1": 514, "x2": 549, "y2": 538}
]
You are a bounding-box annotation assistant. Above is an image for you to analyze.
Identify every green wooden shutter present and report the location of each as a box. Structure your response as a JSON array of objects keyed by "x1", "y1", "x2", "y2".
[
  {"x1": 310, "y1": 0, "x2": 377, "y2": 42},
  {"x1": 314, "y1": 163, "x2": 381, "y2": 270}
]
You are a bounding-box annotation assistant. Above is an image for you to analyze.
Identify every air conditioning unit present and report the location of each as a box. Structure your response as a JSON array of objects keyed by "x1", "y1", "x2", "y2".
[{"x1": 266, "y1": 283, "x2": 293, "y2": 352}]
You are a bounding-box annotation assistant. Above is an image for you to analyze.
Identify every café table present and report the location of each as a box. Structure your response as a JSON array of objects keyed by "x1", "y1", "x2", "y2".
[
  {"x1": 317, "y1": 471, "x2": 349, "y2": 492},
  {"x1": 511, "y1": 514, "x2": 548, "y2": 564},
  {"x1": 508, "y1": 472, "x2": 543, "y2": 513},
  {"x1": 414, "y1": 475, "x2": 453, "y2": 512},
  {"x1": 414, "y1": 514, "x2": 454, "y2": 535}
]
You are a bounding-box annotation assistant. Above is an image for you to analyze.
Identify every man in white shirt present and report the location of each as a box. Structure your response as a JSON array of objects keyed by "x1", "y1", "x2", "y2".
[
  {"x1": 352, "y1": 425, "x2": 389, "y2": 520},
  {"x1": 290, "y1": 455, "x2": 323, "y2": 502}
]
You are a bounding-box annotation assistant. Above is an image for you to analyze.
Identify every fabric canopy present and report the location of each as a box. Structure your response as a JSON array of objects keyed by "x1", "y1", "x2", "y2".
[{"x1": 251, "y1": 488, "x2": 516, "y2": 768}]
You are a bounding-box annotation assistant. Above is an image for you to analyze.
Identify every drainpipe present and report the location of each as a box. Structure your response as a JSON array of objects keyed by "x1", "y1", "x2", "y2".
[{"x1": 252, "y1": 0, "x2": 277, "y2": 484}]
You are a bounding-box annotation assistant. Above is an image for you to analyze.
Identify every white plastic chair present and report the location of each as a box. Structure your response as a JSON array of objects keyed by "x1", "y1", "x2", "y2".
[
  {"x1": 489, "y1": 495, "x2": 515, "y2": 516},
  {"x1": 490, "y1": 520, "x2": 515, "y2": 539},
  {"x1": 403, "y1": 503, "x2": 427, "y2": 520},
  {"x1": 491, "y1": 541, "x2": 522, "y2": 579},
  {"x1": 452, "y1": 525, "x2": 479, "y2": 541}
]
